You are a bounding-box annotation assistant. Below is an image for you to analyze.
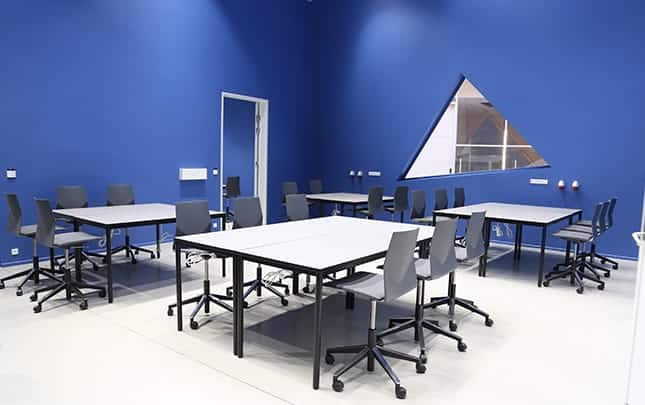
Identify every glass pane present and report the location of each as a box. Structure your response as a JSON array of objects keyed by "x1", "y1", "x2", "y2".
[
  {"x1": 506, "y1": 147, "x2": 548, "y2": 169},
  {"x1": 457, "y1": 97, "x2": 505, "y2": 145},
  {"x1": 455, "y1": 146, "x2": 504, "y2": 173},
  {"x1": 507, "y1": 122, "x2": 530, "y2": 146}
]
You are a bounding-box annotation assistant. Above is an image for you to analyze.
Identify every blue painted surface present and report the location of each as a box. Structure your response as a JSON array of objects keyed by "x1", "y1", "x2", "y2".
[
  {"x1": 311, "y1": 0, "x2": 645, "y2": 258},
  {"x1": 0, "y1": 0, "x2": 317, "y2": 265},
  {"x1": 223, "y1": 98, "x2": 256, "y2": 198}
]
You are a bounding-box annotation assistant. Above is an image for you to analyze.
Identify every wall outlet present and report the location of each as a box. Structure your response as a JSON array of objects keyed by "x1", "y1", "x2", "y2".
[
  {"x1": 368, "y1": 171, "x2": 381, "y2": 177},
  {"x1": 212, "y1": 168, "x2": 219, "y2": 176},
  {"x1": 530, "y1": 178, "x2": 549, "y2": 185},
  {"x1": 212, "y1": 222, "x2": 218, "y2": 229},
  {"x1": 10, "y1": 248, "x2": 19, "y2": 256},
  {"x1": 349, "y1": 170, "x2": 355, "y2": 176},
  {"x1": 356, "y1": 170, "x2": 363, "y2": 177}
]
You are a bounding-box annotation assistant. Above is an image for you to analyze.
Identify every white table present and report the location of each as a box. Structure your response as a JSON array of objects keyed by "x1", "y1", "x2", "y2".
[
  {"x1": 54, "y1": 203, "x2": 226, "y2": 302},
  {"x1": 432, "y1": 202, "x2": 582, "y2": 286},
  {"x1": 174, "y1": 216, "x2": 434, "y2": 390},
  {"x1": 305, "y1": 192, "x2": 394, "y2": 217}
]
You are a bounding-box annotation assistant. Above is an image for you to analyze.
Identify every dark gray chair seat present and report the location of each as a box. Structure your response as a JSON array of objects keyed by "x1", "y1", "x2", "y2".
[
  {"x1": 324, "y1": 271, "x2": 384, "y2": 300},
  {"x1": 53, "y1": 232, "x2": 101, "y2": 248},
  {"x1": 575, "y1": 219, "x2": 593, "y2": 227},
  {"x1": 19, "y1": 224, "x2": 39, "y2": 236}
]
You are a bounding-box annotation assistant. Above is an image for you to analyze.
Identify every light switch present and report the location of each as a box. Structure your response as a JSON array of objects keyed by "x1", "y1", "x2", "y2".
[{"x1": 6, "y1": 168, "x2": 16, "y2": 179}]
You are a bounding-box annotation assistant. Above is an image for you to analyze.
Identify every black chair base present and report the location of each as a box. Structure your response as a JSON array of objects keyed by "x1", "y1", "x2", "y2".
[
  {"x1": 0, "y1": 254, "x2": 62, "y2": 296},
  {"x1": 326, "y1": 328, "x2": 424, "y2": 399},
  {"x1": 544, "y1": 257, "x2": 605, "y2": 294},
  {"x1": 168, "y1": 280, "x2": 233, "y2": 329},
  {"x1": 30, "y1": 266, "x2": 105, "y2": 313},
  {"x1": 225, "y1": 266, "x2": 289, "y2": 306},
  {"x1": 553, "y1": 251, "x2": 613, "y2": 278},
  {"x1": 103, "y1": 235, "x2": 155, "y2": 264}
]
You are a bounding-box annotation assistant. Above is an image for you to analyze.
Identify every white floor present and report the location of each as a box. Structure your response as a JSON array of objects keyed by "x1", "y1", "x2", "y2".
[{"x1": 0, "y1": 242, "x2": 637, "y2": 405}]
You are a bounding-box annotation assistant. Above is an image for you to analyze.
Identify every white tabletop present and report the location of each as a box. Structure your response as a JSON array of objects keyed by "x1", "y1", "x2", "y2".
[
  {"x1": 53, "y1": 203, "x2": 226, "y2": 227},
  {"x1": 434, "y1": 202, "x2": 581, "y2": 225},
  {"x1": 305, "y1": 192, "x2": 394, "y2": 204},
  {"x1": 176, "y1": 216, "x2": 434, "y2": 271}
]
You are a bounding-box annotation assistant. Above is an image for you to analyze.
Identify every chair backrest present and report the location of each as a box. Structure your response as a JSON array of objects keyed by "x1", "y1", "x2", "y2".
[
  {"x1": 225, "y1": 176, "x2": 241, "y2": 199},
  {"x1": 383, "y1": 228, "x2": 419, "y2": 303},
  {"x1": 34, "y1": 198, "x2": 56, "y2": 248},
  {"x1": 176, "y1": 201, "x2": 211, "y2": 237},
  {"x1": 56, "y1": 185, "x2": 89, "y2": 209},
  {"x1": 454, "y1": 187, "x2": 465, "y2": 208},
  {"x1": 607, "y1": 197, "x2": 617, "y2": 229},
  {"x1": 5, "y1": 194, "x2": 22, "y2": 236},
  {"x1": 598, "y1": 201, "x2": 610, "y2": 235},
  {"x1": 282, "y1": 181, "x2": 298, "y2": 203},
  {"x1": 233, "y1": 197, "x2": 263, "y2": 229},
  {"x1": 589, "y1": 202, "x2": 604, "y2": 239},
  {"x1": 107, "y1": 184, "x2": 135, "y2": 206},
  {"x1": 367, "y1": 186, "x2": 384, "y2": 215},
  {"x1": 434, "y1": 188, "x2": 449, "y2": 210},
  {"x1": 309, "y1": 179, "x2": 323, "y2": 194},
  {"x1": 410, "y1": 190, "x2": 426, "y2": 220},
  {"x1": 393, "y1": 186, "x2": 409, "y2": 212},
  {"x1": 428, "y1": 218, "x2": 458, "y2": 279},
  {"x1": 286, "y1": 194, "x2": 309, "y2": 221},
  {"x1": 463, "y1": 211, "x2": 486, "y2": 260}
]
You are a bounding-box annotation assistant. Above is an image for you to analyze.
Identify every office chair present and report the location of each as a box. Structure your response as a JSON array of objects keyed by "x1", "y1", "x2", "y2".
[
  {"x1": 385, "y1": 186, "x2": 409, "y2": 223},
  {"x1": 544, "y1": 202, "x2": 606, "y2": 294},
  {"x1": 357, "y1": 186, "x2": 385, "y2": 219},
  {"x1": 409, "y1": 190, "x2": 428, "y2": 223},
  {"x1": 1, "y1": 194, "x2": 60, "y2": 295},
  {"x1": 426, "y1": 212, "x2": 494, "y2": 331},
  {"x1": 432, "y1": 188, "x2": 450, "y2": 225},
  {"x1": 309, "y1": 179, "x2": 323, "y2": 195},
  {"x1": 56, "y1": 186, "x2": 102, "y2": 271},
  {"x1": 286, "y1": 194, "x2": 309, "y2": 222},
  {"x1": 105, "y1": 184, "x2": 155, "y2": 264},
  {"x1": 167, "y1": 201, "x2": 233, "y2": 329},
  {"x1": 325, "y1": 229, "x2": 425, "y2": 399},
  {"x1": 282, "y1": 181, "x2": 298, "y2": 205},
  {"x1": 225, "y1": 197, "x2": 289, "y2": 305},
  {"x1": 454, "y1": 187, "x2": 465, "y2": 208},
  {"x1": 30, "y1": 199, "x2": 106, "y2": 312},
  {"x1": 556, "y1": 200, "x2": 615, "y2": 277},
  {"x1": 572, "y1": 198, "x2": 619, "y2": 271},
  {"x1": 378, "y1": 219, "x2": 467, "y2": 364},
  {"x1": 223, "y1": 176, "x2": 240, "y2": 222}
]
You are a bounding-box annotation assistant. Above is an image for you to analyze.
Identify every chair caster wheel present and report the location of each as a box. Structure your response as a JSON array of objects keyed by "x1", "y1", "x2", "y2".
[
  {"x1": 332, "y1": 379, "x2": 344, "y2": 392},
  {"x1": 395, "y1": 384, "x2": 407, "y2": 399},
  {"x1": 167, "y1": 307, "x2": 174, "y2": 316},
  {"x1": 449, "y1": 321, "x2": 457, "y2": 332},
  {"x1": 612, "y1": 264, "x2": 618, "y2": 270},
  {"x1": 604, "y1": 272, "x2": 610, "y2": 278},
  {"x1": 135, "y1": 249, "x2": 139, "y2": 255},
  {"x1": 284, "y1": 288, "x2": 290, "y2": 296},
  {"x1": 0, "y1": 281, "x2": 4, "y2": 289},
  {"x1": 281, "y1": 298, "x2": 288, "y2": 306},
  {"x1": 598, "y1": 283, "x2": 605, "y2": 291},
  {"x1": 458, "y1": 342, "x2": 467, "y2": 352},
  {"x1": 325, "y1": 353, "x2": 335, "y2": 365},
  {"x1": 485, "y1": 318, "x2": 494, "y2": 327},
  {"x1": 190, "y1": 320, "x2": 199, "y2": 330},
  {"x1": 420, "y1": 351, "x2": 427, "y2": 364},
  {"x1": 80, "y1": 301, "x2": 88, "y2": 311},
  {"x1": 543, "y1": 281, "x2": 550, "y2": 287},
  {"x1": 30, "y1": 294, "x2": 38, "y2": 302},
  {"x1": 16, "y1": 289, "x2": 23, "y2": 297},
  {"x1": 226, "y1": 289, "x2": 233, "y2": 297},
  {"x1": 376, "y1": 337, "x2": 384, "y2": 346},
  {"x1": 150, "y1": 253, "x2": 156, "y2": 259},
  {"x1": 243, "y1": 301, "x2": 249, "y2": 309},
  {"x1": 576, "y1": 287, "x2": 584, "y2": 295},
  {"x1": 98, "y1": 290, "x2": 106, "y2": 298},
  {"x1": 33, "y1": 304, "x2": 42, "y2": 314},
  {"x1": 416, "y1": 361, "x2": 426, "y2": 374},
  {"x1": 600, "y1": 259, "x2": 606, "y2": 264}
]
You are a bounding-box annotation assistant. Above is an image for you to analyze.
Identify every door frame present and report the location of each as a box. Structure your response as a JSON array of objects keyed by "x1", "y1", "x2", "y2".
[{"x1": 220, "y1": 92, "x2": 269, "y2": 224}]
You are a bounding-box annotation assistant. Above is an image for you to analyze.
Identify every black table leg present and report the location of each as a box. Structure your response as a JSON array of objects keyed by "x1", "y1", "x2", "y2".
[
  {"x1": 565, "y1": 216, "x2": 573, "y2": 263},
  {"x1": 480, "y1": 220, "x2": 491, "y2": 277},
  {"x1": 312, "y1": 274, "x2": 323, "y2": 390},
  {"x1": 106, "y1": 228, "x2": 113, "y2": 303},
  {"x1": 175, "y1": 244, "x2": 183, "y2": 331},
  {"x1": 233, "y1": 255, "x2": 244, "y2": 357},
  {"x1": 74, "y1": 220, "x2": 82, "y2": 282},
  {"x1": 538, "y1": 226, "x2": 547, "y2": 287},
  {"x1": 155, "y1": 224, "x2": 160, "y2": 259},
  {"x1": 345, "y1": 266, "x2": 355, "y2": 309},
  {"x1": 292, "y1": 272, "x2": 300, "y2": 295},
  {"x1": 516, "y1": 224, "x2": 523, "y2": 261}
]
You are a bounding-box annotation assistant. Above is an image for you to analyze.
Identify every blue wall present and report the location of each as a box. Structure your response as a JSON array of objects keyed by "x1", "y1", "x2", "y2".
[
  {"x1": 311, "y1": 0, "x2": 645, "y2": 258},
  {"x1": 223, "y1": 98, "x2": 256, "y2": 198},
  {"x1": 0, "y1": 0, "x2": 317, "y2": 265}
]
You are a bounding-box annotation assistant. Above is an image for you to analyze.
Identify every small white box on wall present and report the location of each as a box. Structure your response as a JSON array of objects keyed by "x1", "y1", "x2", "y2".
[{"x1": 179, "y1": 168, "x2": 208, "y2": 181}]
